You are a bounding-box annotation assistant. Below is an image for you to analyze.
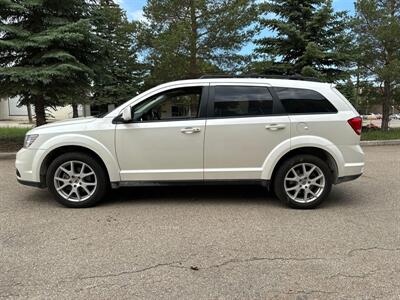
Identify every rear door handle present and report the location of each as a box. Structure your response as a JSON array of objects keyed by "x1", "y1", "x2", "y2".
[
  {"x1": 181, "y1": 127, "x2": 201, "y2": 134},
  {"x1": 265, "y1": 124, "x2": 286, "y2": 131}
]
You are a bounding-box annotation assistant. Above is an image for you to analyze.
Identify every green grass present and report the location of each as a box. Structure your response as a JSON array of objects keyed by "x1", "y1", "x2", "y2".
[
  {"x1": 0, "y1": 126, "x2": 399, "y2": 152},
  {"x1": 0, "y1": 127, "x2": 30, "y2": 141},
  {"x1": 0, "y1": 127, "x2": 30, "y2": 151},
  {"x1": 361, "y1": 128, "x2": 400, "y2": 141}
]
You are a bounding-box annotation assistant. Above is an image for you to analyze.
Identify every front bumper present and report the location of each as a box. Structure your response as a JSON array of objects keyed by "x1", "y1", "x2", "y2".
[
  {"x1": 17, "y1": 178, "x2": 44, "y2": 188},
  {"x1": 15, "y1": 147, "x2": 45, "y2": 187}
]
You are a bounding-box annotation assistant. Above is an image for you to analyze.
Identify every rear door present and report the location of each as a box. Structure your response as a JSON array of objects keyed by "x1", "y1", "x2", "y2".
[{"x1": 204, "y1": 84, "x2": 291, "y2": 180}]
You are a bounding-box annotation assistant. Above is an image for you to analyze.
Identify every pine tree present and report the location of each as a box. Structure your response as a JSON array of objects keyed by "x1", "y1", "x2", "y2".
[
  {"x1": 253, "y1": 0, "x2": 353, "y2": 82},
  {"x1": 91, "y1": 0, "x2": 143, "y2": 107},
  {"x1": 140, "y1": 0, "x2": 258, "y2": 87},
  {"x1": 0, "y1": 0, "x2": 96, "y2": 126},
  {"x1": 337, "y1": 80, "x2": 357, "y2": 107},
  {"x1": 354, "y1": 0, "x2": 400, "y2": 131}
]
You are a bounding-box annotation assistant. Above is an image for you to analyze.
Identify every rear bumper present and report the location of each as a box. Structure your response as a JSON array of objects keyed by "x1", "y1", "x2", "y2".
[
  {"x1": 336, "y1": 173, "x2": 362, "y2": 184},
  {"x1": 342, "y1": 162, "x2": 365, "y2": 177},
  {"x1": 336, "y1": 145, "x2": 365, "y2": 177}
]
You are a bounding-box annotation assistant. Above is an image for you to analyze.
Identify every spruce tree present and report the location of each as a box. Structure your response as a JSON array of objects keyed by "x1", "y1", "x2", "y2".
[
  {"x1": 91, "y1": 0, "x2": 143, "y2": 107},
  {"x1": 0, "y1": 0, "x2": 96, "y2": 125},
  {"x1": 254, "y1": 0, "x2": 353, "y2": 82},
  {"x1": 140, "y1": 0, "x2": 258, "y2": 87}
]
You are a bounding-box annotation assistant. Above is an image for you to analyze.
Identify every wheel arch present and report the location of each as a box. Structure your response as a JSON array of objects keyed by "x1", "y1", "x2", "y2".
[
  {"x1": 261, "y1": 137, "x2": 344, "y2": 183},
  {"x1": 35, "y1": 136, "x2": 120, "y2": 187},
  {"x1": 269, "y1": 147, "x2": 339, "y2": 185},
  {"x1": 39, "y1": 146, "x2": 109, "y2": 187}
]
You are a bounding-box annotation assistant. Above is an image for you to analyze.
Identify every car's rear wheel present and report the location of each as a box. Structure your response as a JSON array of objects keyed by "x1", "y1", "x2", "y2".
[
  {"x1": 273, "y1": 155, "x2": 333, "y2": 209},
  {"x1": 46, "y1": 152, "x2": 108, "y2": 208}
]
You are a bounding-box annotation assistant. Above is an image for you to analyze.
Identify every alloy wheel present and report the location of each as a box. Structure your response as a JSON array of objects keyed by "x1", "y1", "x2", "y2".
[
  {"x1": 284, "y1": 163, "x2": 326, "y2": 203},
  {"x1": 53, "y1": 160, "x2": 97, "y2": 202}
]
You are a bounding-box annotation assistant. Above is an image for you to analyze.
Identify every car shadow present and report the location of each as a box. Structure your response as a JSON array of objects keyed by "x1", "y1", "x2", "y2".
[
  {"x1": 100, "y1": 184, "x2": 284, "y2": 208},
  {"x1": 26, "y1": 182, "x2": 362, "y2": 210},
  {"x1": 319, "y1": 185, "x2": 364, "y2": 209}
]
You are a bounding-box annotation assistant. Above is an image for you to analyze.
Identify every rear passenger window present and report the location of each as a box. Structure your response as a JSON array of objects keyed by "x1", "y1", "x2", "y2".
[
  {"x1": 275, "y1": 87, "x2": 337, "y2": 114},
  {"x1": 213, "y1": 86, "x2": 273, "y2": 117}
]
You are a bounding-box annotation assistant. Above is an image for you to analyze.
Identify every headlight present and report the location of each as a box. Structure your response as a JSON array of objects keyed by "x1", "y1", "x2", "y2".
[{"x1": 24, "y1": 134, "x2": 39, "y2": 148}]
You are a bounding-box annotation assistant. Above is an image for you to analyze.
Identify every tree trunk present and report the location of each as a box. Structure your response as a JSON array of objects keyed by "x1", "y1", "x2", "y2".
[
  {"x1": 72, "y1": 104, "x2": 79, "y2": 118},
  {"x1": 355, "y1": 67, "x2": 360, "y2": 109},
  {"x1": 27, "y1": 103, "x2": 33, "y2": 124},
  {"x1": 381, "y1": 0, "x2": 396, "y2": 131},
  {"x1": 381, "y1": 81, "x2": 391, "y2": 131},
  {"x1": 34, "y1": 96, "x2": 46, "y2": 126},
  {"x1": 189, "y1": 0, "x2": 198, "y2": 78}
]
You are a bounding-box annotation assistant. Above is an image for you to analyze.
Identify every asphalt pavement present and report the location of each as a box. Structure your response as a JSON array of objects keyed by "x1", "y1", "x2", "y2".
[{"x1": 1, "y1": 146, "x2": 399, "y2": 299}]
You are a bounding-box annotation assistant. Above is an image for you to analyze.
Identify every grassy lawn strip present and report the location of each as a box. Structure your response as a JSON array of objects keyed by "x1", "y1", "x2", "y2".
[
  {"x1": 1, "y1": 126, "x2": 399, "y2": 152},
  {"x1": 361, "y1": 128, "x2": 400, "y2": 141},
  {"x1": 0, "y1": 127, "x2": 30, "y2": 152},
  {"x1": 0, "y1": 127, "x2": 30, "y2": 140}
]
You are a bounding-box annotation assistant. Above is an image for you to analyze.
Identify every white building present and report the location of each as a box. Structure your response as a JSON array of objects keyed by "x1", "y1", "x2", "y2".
[{"x1": 0, "y1": 97, "x2": 88, "y2": 122}]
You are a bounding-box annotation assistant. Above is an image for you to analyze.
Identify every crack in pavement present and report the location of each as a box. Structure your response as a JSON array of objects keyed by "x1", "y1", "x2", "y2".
[
  {"x1": 347, "y1": 247, "x2": 400, "y2": 256},
  {"x1": 201, "y1": 256, "x2": 328, "y2": 269},
  {"x1": 75, "y1": 253, "x2": 201, "y2": 281},
  {"x1": 267, "y1": 289, "x2": 337, "y2": 296},
  {"x1": 0, "y1": 293, "x2": 20, "y2": 299},
  {"x1": 0, "y1": 234, "x2": 18, "y2": 245},
  {"x1": 326, "y1": 268, "x2": 380, "y2": 280},
  {"x1": 78, "y1": 261, "x2": 183, "y2": 280},
  {"x1": 9, "y1": 251, "x2": 397, "y2": 292},
  {"x1": 72, "y1": 256, "x2": 328, "y2": 281}
]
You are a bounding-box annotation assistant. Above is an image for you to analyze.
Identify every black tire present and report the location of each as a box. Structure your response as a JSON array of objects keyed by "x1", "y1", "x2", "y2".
[
  {"x1": 46, "y1": 152, "x2": 108, "y2": 208},
  {"x1": 273, "y1": 154, "x2": 333, "y2": 209}
]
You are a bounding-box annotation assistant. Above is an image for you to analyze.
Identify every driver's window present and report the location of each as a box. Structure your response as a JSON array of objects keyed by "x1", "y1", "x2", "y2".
[{"x1": 133, "y1": 87, "x2": 202, "y2": 122}]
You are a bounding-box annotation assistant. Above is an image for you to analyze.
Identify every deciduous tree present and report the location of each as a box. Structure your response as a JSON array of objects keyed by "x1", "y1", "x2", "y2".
[{"x1": 354, "y1": 0, "x2": 400, "y2": 130}]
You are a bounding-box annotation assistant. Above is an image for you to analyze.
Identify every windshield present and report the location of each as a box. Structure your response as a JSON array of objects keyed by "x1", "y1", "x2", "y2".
[
  {"x1": 94, "y1": 112, "x2": 108, "y2": 118},
  {"x1": 101, "y1": 92, "x2": 144, "y2": 118}
]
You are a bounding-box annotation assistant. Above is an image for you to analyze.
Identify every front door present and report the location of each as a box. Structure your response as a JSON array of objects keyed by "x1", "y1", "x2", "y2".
[
  {"x1": 204, "y1": 84, "x2": 291, "y2": 180},
  {"x1": 115, "y1": 86, "x2": 207, "y2": 181}
]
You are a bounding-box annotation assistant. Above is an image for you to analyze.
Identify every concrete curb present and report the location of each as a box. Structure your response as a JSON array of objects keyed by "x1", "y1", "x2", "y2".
[
  {"x1": 360, "y1": 139, "x2": 400, "y2": 146},
  {"x1": 0, "y1": 152, "x2": 16, "y2": 159},
  {"x1": 1, "y1": 140, "x2": 399, "y2": 160}
]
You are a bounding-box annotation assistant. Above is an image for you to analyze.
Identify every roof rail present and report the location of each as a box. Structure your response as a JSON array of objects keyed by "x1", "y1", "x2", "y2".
[{"x1": 199, "y1": 74, "x2": 322, "y2": 82}]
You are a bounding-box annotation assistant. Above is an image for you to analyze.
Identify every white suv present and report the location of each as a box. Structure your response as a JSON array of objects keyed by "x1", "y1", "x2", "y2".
[{"x1": 16, "y1": 76, "x2": 364, "y2": 208}]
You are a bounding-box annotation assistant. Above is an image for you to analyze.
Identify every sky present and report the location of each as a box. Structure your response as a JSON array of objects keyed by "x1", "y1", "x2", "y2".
[{"x1": 119, "y1": 0, "x2": 356, "y2": 54}]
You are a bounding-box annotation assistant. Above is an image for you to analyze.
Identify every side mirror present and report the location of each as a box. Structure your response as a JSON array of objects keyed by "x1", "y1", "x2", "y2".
[{"x1": 121, "y1": 106, "x2": 132, "y2": 122}]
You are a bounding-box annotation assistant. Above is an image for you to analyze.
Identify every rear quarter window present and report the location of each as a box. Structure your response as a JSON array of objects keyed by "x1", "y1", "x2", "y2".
[{"x1": 274, "y1": 87, "x2": 338, "y2": 114}]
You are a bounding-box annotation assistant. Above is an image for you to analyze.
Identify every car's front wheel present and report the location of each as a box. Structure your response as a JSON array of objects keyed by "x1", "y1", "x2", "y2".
[
  {"x1": 273, "y1": 154, "x2": 333, "y2": 209},
  {"x1": 46, "y1": 152, "x2": 108, "y2": 208}
]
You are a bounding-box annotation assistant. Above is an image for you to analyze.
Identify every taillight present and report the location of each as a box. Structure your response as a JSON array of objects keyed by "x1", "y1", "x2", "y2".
[{"x1": 347, "y1": 116, "x2": 362, "y2": 135}]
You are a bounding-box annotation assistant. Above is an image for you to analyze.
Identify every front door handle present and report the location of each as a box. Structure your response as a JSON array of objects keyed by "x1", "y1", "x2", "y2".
[
  {"x1": 181, "y1": 127, "x2": 201, "y2": 134},
  {"x1": 265, "y1": 124, "x2": 286, "y2": 131}
]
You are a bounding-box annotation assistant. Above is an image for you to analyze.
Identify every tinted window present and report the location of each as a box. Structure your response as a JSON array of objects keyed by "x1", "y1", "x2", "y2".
[
  {"x1": 133, "y1": 87, "x2": 202, "y2": 122},
  {"x1": 275, "y1": 87, "x2": 337, "y2": 114},
  {"x1": 213, "y1": 86, "x2": 273, "y2": 117}
]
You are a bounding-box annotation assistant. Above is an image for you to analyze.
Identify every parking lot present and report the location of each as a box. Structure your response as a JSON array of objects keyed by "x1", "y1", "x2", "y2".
[
  {"x1": 1, "y1": 146, "x2": 399, "y2": 299},
  {"x1": 363, "y1": 118, "x2": 400, "y2": 128}
]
